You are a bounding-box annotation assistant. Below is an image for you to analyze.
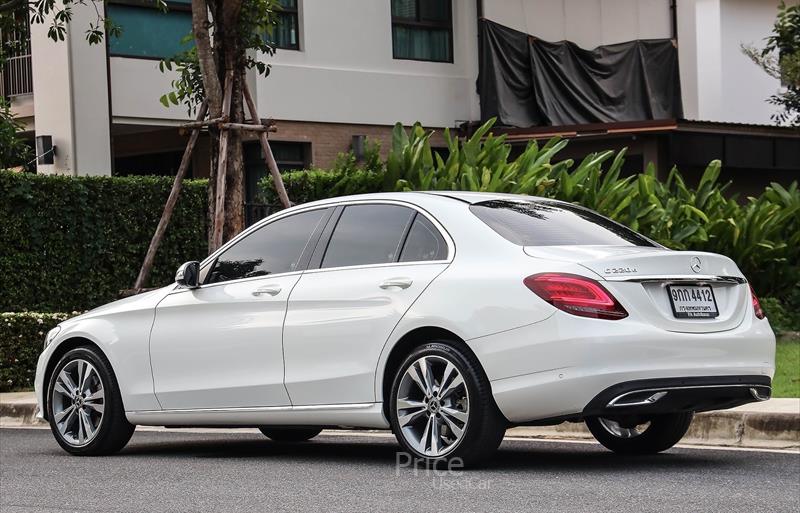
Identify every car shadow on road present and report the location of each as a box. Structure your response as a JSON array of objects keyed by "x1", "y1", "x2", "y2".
[{"x1": 115, "y1": 432, "x2": 728, "y2": 472}]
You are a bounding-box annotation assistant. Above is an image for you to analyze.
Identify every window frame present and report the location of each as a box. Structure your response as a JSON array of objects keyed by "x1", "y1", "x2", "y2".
[
  {"x1": 271, "y1": 0, "x2": 301, "y2": 51},
  {"x1": 196, "y1": 206, "x2": 334, "y2": 289},
  {"x1": 107, "y1": 0, "x2": 194, "y2": 61},
  {"x1": 390, "y1": 0, "x2": 454, "y2": 63},
  {"x1": 305, "y1": 200, "x2": 453, "y2": 274}
]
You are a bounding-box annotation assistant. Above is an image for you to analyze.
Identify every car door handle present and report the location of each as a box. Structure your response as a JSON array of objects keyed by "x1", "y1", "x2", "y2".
[
  {"x1": 252, "y1": 284, "x2": 282, "y2": 296},
  {"x1": 379, "y1": 277, "x2": 413, "y2": 290}
]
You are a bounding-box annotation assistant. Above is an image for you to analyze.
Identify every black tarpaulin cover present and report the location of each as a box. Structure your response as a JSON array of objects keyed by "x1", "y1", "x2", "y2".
[{"x1": 478, "y1": 20, "x2": 683, "y2": 127}]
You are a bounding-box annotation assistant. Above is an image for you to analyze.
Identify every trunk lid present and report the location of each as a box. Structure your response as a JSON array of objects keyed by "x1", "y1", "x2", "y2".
[{"x1": 523, "y1": 245, "x2": 749, "y2": 333}]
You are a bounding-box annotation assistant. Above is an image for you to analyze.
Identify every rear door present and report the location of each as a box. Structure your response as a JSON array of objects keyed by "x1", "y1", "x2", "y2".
[{"x1": 282, "y1": 202, "x2": 451, "y2": 406}]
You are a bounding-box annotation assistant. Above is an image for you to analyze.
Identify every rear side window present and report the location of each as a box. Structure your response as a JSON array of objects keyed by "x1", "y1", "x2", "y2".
[
  {"x1": 399, "y1": 215, "x2": 447, "y2": 262},
  {"x1": 206, "y1": 208, "x2": 327, "y2": 284},
  {"x1": 322, "y1": 204, "x2": 415, "y2": 268},
  {"x1": 469, "y1": 200, "x2": 655, "y2": 247}
]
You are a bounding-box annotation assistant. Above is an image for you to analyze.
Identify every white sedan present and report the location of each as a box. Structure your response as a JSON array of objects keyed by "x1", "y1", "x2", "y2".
[{"x1": 35, "y1": 192, "x2": 775, "y2": 465}]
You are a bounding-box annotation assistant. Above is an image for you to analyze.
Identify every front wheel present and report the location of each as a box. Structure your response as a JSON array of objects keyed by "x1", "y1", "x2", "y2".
[
  {"x1": 259, "y1": 427, "x2": 323, "y2": 442},
  {"x1": 47, "y1": 346, "x2": 135, "y2": 455},
  {"x1": 585, "y1": 412, "x2": 693, "y2": 454},
  {"x1": 389, "y1": 342, "x2": 507, "y2": 468}
]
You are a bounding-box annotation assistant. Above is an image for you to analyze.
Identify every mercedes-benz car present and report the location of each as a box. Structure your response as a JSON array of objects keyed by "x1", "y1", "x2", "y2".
[{"x1": 35, "y1": 192, "x2": 775, "y2": 465}]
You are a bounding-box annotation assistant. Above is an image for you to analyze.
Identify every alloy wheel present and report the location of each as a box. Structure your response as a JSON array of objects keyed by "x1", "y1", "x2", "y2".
[
  {"x1": 51, "y1": 359, "x2": 105, "y2": 446},
  {"x1": 598, "y1": 417, "x2": 651, "y2": 439},
  {"x1": 396, "y1": 355, "x2": 470, "y2": 457}
]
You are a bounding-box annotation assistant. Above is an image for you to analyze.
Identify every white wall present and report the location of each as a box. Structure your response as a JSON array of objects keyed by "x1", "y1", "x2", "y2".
[
  {"x1": 720, "y1": 0, "x2": 783, "y2": 124},
  {"x1": 110, "y1": 58, "x2": 191, "y2": 124},
  {"x1": 30, "y1": 4, "x2": 112, "y2": 175},
  {"x1": 679, "y1": 0, "x2": 782, "y2": 123},
  {"x1": 255, "y1": 0, "x2": 480, "y2": 128},
  {"x1": 482, "y1": 0, "x2": 672, "y2": 48}
]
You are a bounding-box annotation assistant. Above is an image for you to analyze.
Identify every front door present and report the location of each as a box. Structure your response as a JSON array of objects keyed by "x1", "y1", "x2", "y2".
[{"x1": 149, "y1": 207, "x2": 331, "y2": 410}]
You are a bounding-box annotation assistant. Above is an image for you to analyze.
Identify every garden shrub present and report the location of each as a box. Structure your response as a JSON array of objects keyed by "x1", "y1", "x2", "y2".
[
  {"x1": 257, "y1": 120, "x2": 799, "y2": 319},
  {"x1": 0, "y1": 312, "x2": 72, "y2": 391},
  {"x1": 0, "y1": 172, "x2": 208, "y2": 312}
]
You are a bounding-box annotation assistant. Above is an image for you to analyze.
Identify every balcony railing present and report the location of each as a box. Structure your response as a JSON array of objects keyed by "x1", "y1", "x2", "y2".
[
  {"x1": 1, "y1": 53, "x2": 33, "y2": 98},
  {"x1": 1, "y1": 18, "x2": 33, "y2": 98}
]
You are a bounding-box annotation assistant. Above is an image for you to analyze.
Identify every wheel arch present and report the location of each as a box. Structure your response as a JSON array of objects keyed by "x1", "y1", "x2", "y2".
[
  {"x1": 41, "y1": 337, "x2": 113, "y2": 422},
  {"x1": 378, "y1": 326, "x2": 490, "y2": 422}
]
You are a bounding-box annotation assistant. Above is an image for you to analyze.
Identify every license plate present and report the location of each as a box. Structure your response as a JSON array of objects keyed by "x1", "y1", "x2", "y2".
[{"x1": 667, "y1": 285, "x2": 719, "y2": 319}]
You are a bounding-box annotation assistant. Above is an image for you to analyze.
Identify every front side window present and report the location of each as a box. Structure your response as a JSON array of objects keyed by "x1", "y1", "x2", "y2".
[
  {"x1": 206, "y1": 208, "x2": 327, "y2": 284},
  {"x1": 322, "y1": 205, "x2": 415, "y2": 268},
  {"x1": 391, "y1": 0, "x2": 453, "y2": 62},
  {"x1": 470, "y1": 200, "x2": 656, "y2": 247}
]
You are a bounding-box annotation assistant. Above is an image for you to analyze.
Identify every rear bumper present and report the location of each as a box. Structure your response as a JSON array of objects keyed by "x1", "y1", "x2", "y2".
[
  {"x1": 469, "y1": 311, "x2": 776, "y2": 423},
  {"x1": 582, "y1": 375, "x2": 771, "y2": 418}
]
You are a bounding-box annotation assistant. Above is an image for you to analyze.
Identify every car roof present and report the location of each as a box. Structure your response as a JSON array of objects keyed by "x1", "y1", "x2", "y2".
[{"x1": 295, "y1": 191, "x2": 552, "y2": 208}]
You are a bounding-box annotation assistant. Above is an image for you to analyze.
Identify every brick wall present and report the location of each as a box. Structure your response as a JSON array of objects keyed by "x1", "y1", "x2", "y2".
[{"x1": 266, "y1": 119, "x2": 448, "y2": 169}]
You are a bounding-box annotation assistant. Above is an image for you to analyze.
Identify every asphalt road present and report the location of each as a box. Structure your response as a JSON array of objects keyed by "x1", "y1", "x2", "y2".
[{"x1": 1, "y1": 428, "x2": 798, "y2": 513}]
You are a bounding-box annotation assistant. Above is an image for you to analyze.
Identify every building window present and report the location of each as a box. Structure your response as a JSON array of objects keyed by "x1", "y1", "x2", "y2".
[
  {"x1": 269, "y1": 0, "x2": 300, "y2": 50},
  {"x1": 107, "y1": 1, "x2": 193, "y2": 59},
  {"x1": 391, "y1": 0, "x2": 453, "y2": 62}
]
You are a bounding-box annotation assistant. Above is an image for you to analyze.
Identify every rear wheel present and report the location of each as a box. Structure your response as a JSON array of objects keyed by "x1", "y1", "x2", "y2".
[
  {"x1": 47, "y1": 347, "x2": 135, "y2": 455},
  {"x1": 389, "y1": 342, "x2": 507, "y2": 468},
  {"x1": 259, "y1": 427, "x2": 323, "y2": 442},
  {"x1": 585, "y1": 412, "x2": 693, "y2": 454}
]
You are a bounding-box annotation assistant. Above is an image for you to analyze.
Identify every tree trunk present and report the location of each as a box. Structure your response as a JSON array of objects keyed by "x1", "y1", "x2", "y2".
[{"x1": 204, "y1": 0, "x2": 247, "y2": 252}]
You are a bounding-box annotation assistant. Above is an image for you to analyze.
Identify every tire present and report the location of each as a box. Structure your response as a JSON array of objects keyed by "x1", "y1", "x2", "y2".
[
  {"x1": 47, "y1": 346, "x2": 135, "y2": 456},
  {"x1": 585, "y1": 412, "x2": 694, "y2": 455},
  {"x1": 259, "y1": 427, "x2": 323, "y2": 442},
  {"x1": 388, "y1": 341, "x2": 507, "y2": 468}
]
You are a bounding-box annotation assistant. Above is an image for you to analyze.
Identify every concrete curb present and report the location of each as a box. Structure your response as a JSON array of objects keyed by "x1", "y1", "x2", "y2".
[
  {"x1": 507, "y1": 409, "x2": 800, "y2": 449},
  {"x1": 2, "y1": 394, "x2": 798, "y2": 449}
]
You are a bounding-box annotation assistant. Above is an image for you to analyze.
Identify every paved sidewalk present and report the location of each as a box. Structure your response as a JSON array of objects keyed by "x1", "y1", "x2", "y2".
[{"x1": 2, "y1": 392, "x2": 798, "y2": 449}]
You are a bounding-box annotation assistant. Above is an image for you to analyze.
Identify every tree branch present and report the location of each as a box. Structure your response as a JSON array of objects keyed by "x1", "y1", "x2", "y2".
[{"x1": 0, "y1": 0, "x2": 26, "y2": 14}]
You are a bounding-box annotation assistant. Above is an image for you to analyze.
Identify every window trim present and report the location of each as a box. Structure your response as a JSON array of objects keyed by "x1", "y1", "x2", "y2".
[
  {"x1": 391, "y1": 0, "x2": 454, "y2": 63},
  {"x1": 272, "y1": 0, "x2": 301, "y2": 51},
  {"x1": 306, "y1": 200, "x2": 453, "y2": 273},
  {"x1": 192, "y1": 199, "x2": 454, "y2": 290},
  {"x1": 195, "y1": 206, "x2": 334, "y2": 289}
]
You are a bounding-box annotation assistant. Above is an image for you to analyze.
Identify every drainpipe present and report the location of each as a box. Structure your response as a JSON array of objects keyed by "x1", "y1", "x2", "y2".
[
  {"x1": 670, "y1": 0, "x2": 678, "y2": 41},
  {"x1": 471, "y1": 0, "x2": 484, "y2": 137}
]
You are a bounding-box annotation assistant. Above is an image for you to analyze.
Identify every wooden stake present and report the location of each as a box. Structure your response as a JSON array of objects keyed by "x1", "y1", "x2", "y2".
[
  {"x1": 131, "y1": 101, "x2": 208, "y2": 292},
  {"x1": 218, "y1": 122, "x2": 277, "y2": 132},
  {"x1": 242, "y1": 81, "x2": 292, "y2": 209},
  {"x1": 210, "y1": 71, "x2": 235, "y2": 252}
]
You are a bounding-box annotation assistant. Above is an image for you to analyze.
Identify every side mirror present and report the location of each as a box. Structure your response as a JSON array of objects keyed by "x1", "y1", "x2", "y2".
[{"x1": 175, "y1": 261, "x2": 200, "y2": 289}]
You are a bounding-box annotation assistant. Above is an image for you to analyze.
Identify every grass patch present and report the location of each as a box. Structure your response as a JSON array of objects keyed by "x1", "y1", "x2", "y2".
[{"x1": 773, "y1": 335, "x2": 800, "y2": 398}]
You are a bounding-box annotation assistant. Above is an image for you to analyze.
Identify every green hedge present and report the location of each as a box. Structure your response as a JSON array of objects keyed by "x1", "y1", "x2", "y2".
[
  {"x1": 258, "y1": 168, "x2": 383, "y2": 205},
  {"x1": 0, "y1": 172, "x2": 208, "y2": 312},
  {"x1": 0, "y1": 312, "x2": 71, "y2": 391}
]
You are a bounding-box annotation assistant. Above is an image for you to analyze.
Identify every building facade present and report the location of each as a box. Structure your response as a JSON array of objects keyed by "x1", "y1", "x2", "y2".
[{"x1": 3, "y1": 0, "x2": 798, "y2": 197}]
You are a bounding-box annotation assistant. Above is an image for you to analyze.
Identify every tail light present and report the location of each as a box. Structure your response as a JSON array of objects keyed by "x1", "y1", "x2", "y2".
[
  {"x1": 524, "y1": 273, "x2": 628, "y2": 320},
  {"x1": 749, "y1": 284, "x2": 765, "y2": 319}
]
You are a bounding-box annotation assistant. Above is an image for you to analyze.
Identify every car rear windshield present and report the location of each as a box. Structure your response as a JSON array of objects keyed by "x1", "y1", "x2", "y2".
[{"x1": 469, "y1": 200, "x2": 656, "y2": 247}]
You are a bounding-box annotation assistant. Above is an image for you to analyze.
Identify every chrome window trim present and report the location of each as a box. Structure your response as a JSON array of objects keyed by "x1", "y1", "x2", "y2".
[
  {"x1": 190, "y1": 198, "x2": 454, "y2": 289},
  {"x1": 307, "y1": 199, "x2": 456, "y2": 270}
]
